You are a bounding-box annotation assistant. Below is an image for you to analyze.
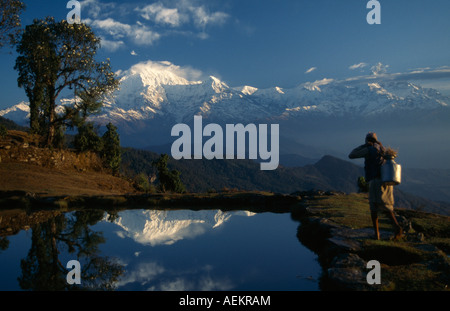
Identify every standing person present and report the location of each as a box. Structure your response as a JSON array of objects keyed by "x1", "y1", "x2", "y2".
[{"x1": 348, "y1": 132, "x2": 403, "y2": 240}]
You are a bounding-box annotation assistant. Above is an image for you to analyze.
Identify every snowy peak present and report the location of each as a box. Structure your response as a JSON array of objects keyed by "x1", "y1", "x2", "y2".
[
  {"x1": 121, "y1": 60, "x2": 199, "y2": 87},
  {"x1": 206, "y1": 76, "x2": 230, "y2": 93},
  {"x1": 0, "y1": 101, "x2": 29, "y2": 119},
  {"x1": 111, "y1": 209, "x2": 255, "y2": 246},
  {"x1": 234, "y1": 85, "x2": 258, "y2": 96},
  {"x1": 302, "y1": 78, "x2": 334, "y2": 92}
]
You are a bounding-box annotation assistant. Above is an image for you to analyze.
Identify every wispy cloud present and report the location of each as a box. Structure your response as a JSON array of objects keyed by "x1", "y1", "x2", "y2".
[
  {"x1": 305, "y1": 67, "x2": 317, "y2": 74},
  {"x1": 138, "y1": 3, "x2": 183, "y2": 27},
  {"x1": 80, "y1": 0, "x2": 117, "y2": 19},
  {"x1": 136, "y1": 1, "x2": 229, "y2": 34},
  {"x1": 122, "y1": 60, "x2": 205, "y2": 82},
  {"x1": 371, "y1": 62, "x2": 389, "y2": 75},
  {"x1": 349, "y1": 62, "x2": 368, "y2": 70},
  {"x1": 117, "y1": 262, "x2": 165, "y2": 287},
  {"x1": 343, "y1": 67, "x2": 450, "y2": 90},
  {"x1": 99, "y1": 37, "x2": 124, "y2": 51},
  {"x1": 81, "y1": 0, "x2": 231, "y2": 51},
  {"x1": 85, "y1": 17, "x2": 161, "y2": 46},
  {"x1": 189, "y1": 5, "x2": 229, "y2": 28}
]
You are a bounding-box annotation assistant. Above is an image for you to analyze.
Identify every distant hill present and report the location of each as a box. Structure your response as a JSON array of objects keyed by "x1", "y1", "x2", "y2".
[
  {"x1": 399, "y1": 167, "x2": 450, "y2": 203},
  {"x1": 0, "y1": 116, "x2": 28, "y2": 131},
  {"x1": 121, "y1": 148, "x2": 450, "y2": 216},
  {"x1": 121, "y1": 149, "x2": 363, "y2": 194}
]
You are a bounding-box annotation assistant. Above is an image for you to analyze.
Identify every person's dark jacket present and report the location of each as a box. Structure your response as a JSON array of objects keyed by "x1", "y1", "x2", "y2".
[{"x1": 349, "y1": 142, "x2": 385, "y2": 182}]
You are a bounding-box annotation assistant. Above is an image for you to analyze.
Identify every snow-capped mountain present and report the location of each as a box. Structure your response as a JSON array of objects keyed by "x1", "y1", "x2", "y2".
[
  {"x1": 110, "y1": 209, "x2": 255, "y2": 246},
  {"x1": 2, "y1": 60, "x2": 449, "y2": 148}
]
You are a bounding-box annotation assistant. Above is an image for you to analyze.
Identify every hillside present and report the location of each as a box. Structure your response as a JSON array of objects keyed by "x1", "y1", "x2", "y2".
[
  {"x1": 0, "y1": 130, "x2": 136, "y2": 197},
  {"x1": 121, "y1": 148, "x2": 450, "y2": 216},
  {"x1": 121, "y1": 149, "x2": 364, "y2": 194},
  {"x1": 0, "y1": 162, "x2": 136, "y2": 197}
]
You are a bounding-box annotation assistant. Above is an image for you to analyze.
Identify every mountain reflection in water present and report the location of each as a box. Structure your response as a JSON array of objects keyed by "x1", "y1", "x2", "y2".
[
  {"x1": 0, "y1": 208, "x2": 320, "y2": 291},
  {"x1": 112, "y1": 210, "x2": 256, "y2": 246}
]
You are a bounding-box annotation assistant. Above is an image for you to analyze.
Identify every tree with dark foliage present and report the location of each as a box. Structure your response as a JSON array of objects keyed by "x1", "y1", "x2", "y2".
[
  {"x1": 0, "y1": 0, "x2": 25, "y2": 49},
  {"x1": 101, "y1": 122, "x2": 121, "y2": 175},
  {"x1": 153, "y1": 154, "x2": 186, "y2": 193},
  {"x1": 14, "y1": 17, "x2": 119, "y2": 146}
]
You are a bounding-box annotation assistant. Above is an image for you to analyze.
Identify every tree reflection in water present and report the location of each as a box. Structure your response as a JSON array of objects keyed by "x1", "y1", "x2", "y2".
[{"x1": 18, "y1": 210, "x2": 124, "y2": 290}]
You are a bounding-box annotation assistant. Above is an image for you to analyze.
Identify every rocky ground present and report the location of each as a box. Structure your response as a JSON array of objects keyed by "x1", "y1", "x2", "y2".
[{"x1": 292, "y1": 191, "x2": 450, "y2": 291}]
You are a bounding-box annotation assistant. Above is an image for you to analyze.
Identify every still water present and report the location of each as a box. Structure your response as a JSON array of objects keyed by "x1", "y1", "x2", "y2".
[{"x1": 0, "y1": 208, "x2": 320, "y2": 291}]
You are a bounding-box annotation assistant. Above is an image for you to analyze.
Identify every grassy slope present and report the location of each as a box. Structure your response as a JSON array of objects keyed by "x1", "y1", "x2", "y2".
[{"x1": 0, "y1": 162, "x2": 136, "y2": 197}]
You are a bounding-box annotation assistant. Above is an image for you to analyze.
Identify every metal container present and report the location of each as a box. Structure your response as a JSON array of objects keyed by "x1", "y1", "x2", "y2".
[{"x1": 381, "y1": 157, "x2": 402, "y2": 186}]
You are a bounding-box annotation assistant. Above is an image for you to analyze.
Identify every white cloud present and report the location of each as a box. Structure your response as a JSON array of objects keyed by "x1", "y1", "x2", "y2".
[
  {"x1": 131, "y1": 27, "x2": 161, "y2": 45},
  {"x1": 189, "y1": 5, "x2": 229, "y2": 28},
  {"x1": 89, "y1": 18, "x2": 132, "y2": 38},
  {"x1": 371, "y1": 62, "x2": 389, "y2": 75},
  {"x1": 136, "y1": 0, "x2": 229, "y2": 31},
  {"x1": 342, "y1": 67, "x2": 450, "y2": 96},
  {"x1": 125, "y1": 60, "x2": 204, "y2": 82},
  {"x1": 117, "y1": 262, "x2": 165, "y2": 287},
  {"x1": 303, "y1": 78, "x2": 334, "y2": 91},
  {"x1": 139, "y1": 3, "x2": 182, "y2": 27},
  {"x1": 130, "y1": 50, "x2": 137, "y2": 56},
  {"x1": 305, "y1": 67, "x2": 317, "y2": 74},
  {"x1": 99, "y1": 37, "x2": 125, "y2": 51},
  {"x1": 86, "y1": 17, "x2": 161, "y2": 46},
  {"x1": 83, "y1": 1, "x2": 231, "y2": 50},
  {"x1": 79, "y1": 0, "x2": 116, "y2": 19},
  {"x1": 349, "y1": 62, "x2": 368, "y2": 70}
]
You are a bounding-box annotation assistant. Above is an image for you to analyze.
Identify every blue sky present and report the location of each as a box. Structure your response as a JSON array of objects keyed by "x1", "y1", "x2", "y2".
[{"x1": 1, "y1": 0, "x2": 450, "y2": 109}]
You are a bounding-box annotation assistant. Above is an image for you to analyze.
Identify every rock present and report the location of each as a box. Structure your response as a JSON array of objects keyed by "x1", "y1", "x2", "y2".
[
  {"x1": 326, "y1": 266, "x2": 370, "y2": 291},
  {"x1": 417, "y1": 232, "x2": 425, "y2": 242},
  {"x1": 396, "y1": 215, "x2": 413, "y2": 232},
  {"x1": 327, "y1": 237, "x2": 362, "y2": 252},
  {"x1": 324, "y1": 254, "x2": 386, "y2": 291},
  {"x1": 331, "y1": 253, "x2": 366, "y2": 268}
]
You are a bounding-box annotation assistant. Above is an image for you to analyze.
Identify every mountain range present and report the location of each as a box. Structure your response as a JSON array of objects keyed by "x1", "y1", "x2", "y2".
[{"x1": 2, "y1": 60, "x2": 450, "y2": 169}]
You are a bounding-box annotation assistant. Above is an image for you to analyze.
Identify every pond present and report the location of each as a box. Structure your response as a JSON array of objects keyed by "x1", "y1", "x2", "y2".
[{"x1": 0, "y1": 208, "x2": 321, "y2": 291}]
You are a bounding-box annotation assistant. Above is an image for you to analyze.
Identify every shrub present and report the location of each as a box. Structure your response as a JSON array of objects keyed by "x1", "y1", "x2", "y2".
[
  {"x1": 153, "y1": 154, "x2": 186, "y2": 193},
  {"x1": 135, "y1": 172, "x2": 151, "y2": 193},
  {"x1": 101, "y1": 123, "x2": 121, "y2": 175},
  {"x1": 0, "y1": 124, "x2": 7, "y2": 139},
  {"x1": 358, "y1": 176, "x2": 369, "y2": 193},
  {"x1": 74, "y1": 122, "x2": 103, "y2": 153}
]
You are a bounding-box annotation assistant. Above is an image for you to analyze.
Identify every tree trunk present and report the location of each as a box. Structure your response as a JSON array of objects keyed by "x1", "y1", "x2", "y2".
[
  {"x1": 46, "y1": 86, "x2": 57, "y2": 147},
  {"x1": 29, "y1": 86, "x2": 43, "y2": 134}
]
